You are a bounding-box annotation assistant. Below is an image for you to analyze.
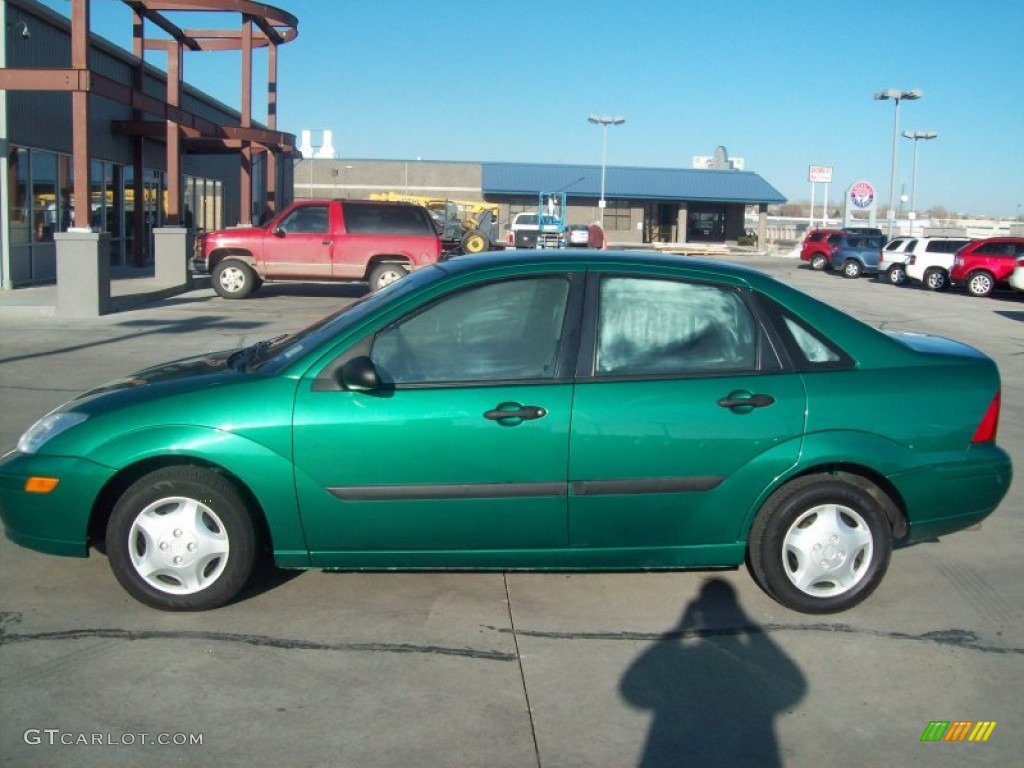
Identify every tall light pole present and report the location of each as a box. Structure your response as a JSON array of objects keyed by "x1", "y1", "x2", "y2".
[
  {"x1": 901, "y1": 130, "x2": 937, "y2": 220},
  {"x1": 873, "y1": 88, "x2": 921, "y2": 237},
  {"x1": 587, "y1": 115, "x2": 625, "y2": 228}
]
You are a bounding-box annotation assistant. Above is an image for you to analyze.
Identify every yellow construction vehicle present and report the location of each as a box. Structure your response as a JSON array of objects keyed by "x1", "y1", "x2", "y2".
[{"x1": 368, "y1": 193, "x2": 500, "y2": 254}]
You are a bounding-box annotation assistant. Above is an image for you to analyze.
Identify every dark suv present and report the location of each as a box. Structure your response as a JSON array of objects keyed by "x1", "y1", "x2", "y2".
[{"x1": 949, "y1": 237, "x2": 1024, "y2": 297}]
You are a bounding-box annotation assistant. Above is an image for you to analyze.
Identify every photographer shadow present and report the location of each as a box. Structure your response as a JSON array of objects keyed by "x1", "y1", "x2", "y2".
[{"x1": 620, "y1": 579, "x2": 806, "y2": 767}]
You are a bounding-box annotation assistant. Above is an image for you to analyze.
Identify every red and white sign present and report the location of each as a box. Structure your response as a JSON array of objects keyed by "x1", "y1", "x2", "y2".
[{"x1": 808, "y1": 165, "x2": 833, "y2": 183}]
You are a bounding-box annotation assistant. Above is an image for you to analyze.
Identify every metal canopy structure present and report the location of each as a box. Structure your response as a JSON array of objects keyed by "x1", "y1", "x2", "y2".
[{"x1": 0, "y1": 0, "x2": 298, "y2": 256}]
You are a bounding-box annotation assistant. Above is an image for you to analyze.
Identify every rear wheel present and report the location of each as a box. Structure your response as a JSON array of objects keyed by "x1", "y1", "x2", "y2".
[
  {"x1": 212, "y1": 259, "x2": 256, "y2": 299},
  {"x1": 369, "y1": 262, "x2": 409, "y2": 290},
  {"x1": 842, "y1": 259, "x2": 863, "y2": 279},
  {"x1": 809, "y1": 254, "x2": 827, "y2": 271},
  {"x1": 748, "y1": 474, "x2": 892, "y2": 613},
  {"x1": 924, "y1": 268, "x2": 949, "y2": 291},
  {"x1": 106, "y1": 466, "x2": 257, "y2": 611},
  {"x1": 966, "y1": 270, "x2": 995, "y2": 297}
]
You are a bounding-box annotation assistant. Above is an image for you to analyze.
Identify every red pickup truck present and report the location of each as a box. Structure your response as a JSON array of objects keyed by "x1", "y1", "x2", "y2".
[{"x1": 192, "y1": 199, "x2": 442, "y2": 298}]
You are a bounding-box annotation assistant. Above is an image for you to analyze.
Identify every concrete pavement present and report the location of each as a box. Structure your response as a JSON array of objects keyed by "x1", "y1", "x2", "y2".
[{"x1": 1, "y1": 255, "x2": 1022, "y2": 767}]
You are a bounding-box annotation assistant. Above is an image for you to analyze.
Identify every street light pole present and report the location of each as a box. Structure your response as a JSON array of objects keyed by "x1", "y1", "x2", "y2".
[
  {"x1": 901, "y1": 130, "x2": 937, "y2": 230},
  {"x1": 587, "y1": 115, "x2": 625, "y2": 228},
  {"x1": 873, "y1": 89, "x2": 921, "y2": 238}
]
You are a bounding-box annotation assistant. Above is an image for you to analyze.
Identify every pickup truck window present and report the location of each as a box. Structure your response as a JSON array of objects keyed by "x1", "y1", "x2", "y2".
[{"x1": 279, "y1": 205, "x2": 329, "y2": 234}]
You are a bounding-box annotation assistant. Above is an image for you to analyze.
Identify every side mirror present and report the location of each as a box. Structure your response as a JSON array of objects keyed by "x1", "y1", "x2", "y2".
[
  {"x1": 339, "y1": 356, "x2": 380, "y2": 392},
  {"x1": 272, "y1": 226, "x2": 285, "y2": 237}
]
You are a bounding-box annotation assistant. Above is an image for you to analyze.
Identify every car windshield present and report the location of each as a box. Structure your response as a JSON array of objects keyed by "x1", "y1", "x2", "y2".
[{"x1": 251, "y1": 265, "x2": 447, "y2": 373}]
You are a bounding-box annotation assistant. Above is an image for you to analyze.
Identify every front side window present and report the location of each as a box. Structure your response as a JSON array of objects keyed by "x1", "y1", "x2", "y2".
[
  {"x1": 280, "y1": 205, "x2": 329, "y2": 234},
  {"x1": 371, "y1": 277, "x2": 570, "y2": 384},
  {"x1": 596, "y1": 277, "x2": 757, "y2": 376}
]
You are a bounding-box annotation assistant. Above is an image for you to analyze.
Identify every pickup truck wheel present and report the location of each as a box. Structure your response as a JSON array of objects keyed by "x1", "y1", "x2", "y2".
[
  {"x1": 842, "y1": 259, "x2": 863, "y2": 279},
  {"x1": 461, "y1": 230, "x2": 488, "y2": 254},
  {"x1": 212, "y1": 259, "x2": 256, "y2": 299},
  {"x1": 966, "y1": 270, "x2": 995, "y2": 297},
  {"x1": 924, "y1": 268, "x2": 949, "y2": 291},
  {"x1": 369, "y1": 263, "x2": 409, "y2": 290},
  {"x1": 886, "y1": 264, "x2": 907, "y2": 285},
  {"x1": 809, "y1": 254, "x2": 827, "y2": 271}
]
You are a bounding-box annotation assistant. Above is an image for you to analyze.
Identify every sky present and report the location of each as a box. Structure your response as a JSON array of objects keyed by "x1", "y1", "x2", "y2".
[{"x1": 34, "y1": 0, "x2": 1024, "y2": 217}]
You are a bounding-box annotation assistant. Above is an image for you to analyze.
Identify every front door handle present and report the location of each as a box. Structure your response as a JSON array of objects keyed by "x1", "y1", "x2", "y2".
[
  {"x1": 717, "y1": 393, "x2": 775, "y2": 410},
  {"x1": 484, "y1": 403, "x2": 547, "y2": 426}
]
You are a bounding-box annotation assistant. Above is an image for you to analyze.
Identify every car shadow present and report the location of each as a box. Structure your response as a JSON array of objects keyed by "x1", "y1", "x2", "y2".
[
  {"x1": 620, "y1": 578, "x2": 806, "y2": 767},
  {"x1": 249, "y1": 282, "x2": 370, "y2": 300}
]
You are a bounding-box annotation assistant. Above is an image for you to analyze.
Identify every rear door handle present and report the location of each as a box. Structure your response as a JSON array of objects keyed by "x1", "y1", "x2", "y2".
[
  {"x1": 717, "y1": 393, "x2": 775, "y2": 410},
  {"x1": 484, "y1": 403, "x2": 547, "y2": 425}
]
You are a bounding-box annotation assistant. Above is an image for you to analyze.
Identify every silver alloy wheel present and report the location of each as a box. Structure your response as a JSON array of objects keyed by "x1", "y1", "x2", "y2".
[
  {"x1": 128, "y1": 496, "x2": 230, "y2": 595},
  {"x1": 810, "y1": 255, "x2": 826, "y2": 271},
  {"x1": 843, "y1": 260, "x2": 861, "y2": 278},
  {"x1": 217, "y1": 265, "x2": 247, "y2": 294},
  {"x1": 925, "y1": 270, "x2": 945, "y2": 290},
  {"x1": 968, "y1": 272, "x2": 994, "y2": 296},
  {"x1": 888, "y1": 265, "x2": 906, "y2": 284},
  {"x1": 375, "y1": 267, "x2": 404, "y2": 287},
  {"x1": 781, "y1": 503, "x2": 873, "y2": 597}
]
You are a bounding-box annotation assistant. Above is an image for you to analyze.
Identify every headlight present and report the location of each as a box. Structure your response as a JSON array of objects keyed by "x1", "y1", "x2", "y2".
[{"x1": 16, "y1": 412, "x2": 89, "y2": 454}]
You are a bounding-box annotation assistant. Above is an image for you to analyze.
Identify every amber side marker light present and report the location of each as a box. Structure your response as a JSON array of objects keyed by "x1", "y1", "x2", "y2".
[{"x1": 25, "y1": 477, "x2": 59, "y2": 493}]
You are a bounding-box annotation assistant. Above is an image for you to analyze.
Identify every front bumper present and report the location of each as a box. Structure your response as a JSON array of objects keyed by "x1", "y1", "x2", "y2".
[
  {"x1": 0, "y1": 452, "x2": 116, "y2": 557},
  {"x1": 190, "y1": 257, "x2": 210, "y2": 275}
]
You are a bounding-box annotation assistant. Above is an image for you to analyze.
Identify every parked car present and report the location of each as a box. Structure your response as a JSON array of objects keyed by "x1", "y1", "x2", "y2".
[
  {"x1": 902, "y1": 237, "x2": 974, "y2": 291},
  {"x1": 799, "y1": 229, "x2": 845, "y2": 270},
  {"x1": 949, "y1": 237, "x2": 1024, "y2": 296},
  {"x1": 192, "y1": 199, "x2": 442, "y2": 297},
  {"x1": 0, "y1": 251, "x2": 1011, "y2": 614},
  {"x1": 565, "y1": 224, "x2": 590, "y2": 247},
  {"x1": 877, "y1": 237, "x2": 918, "y2": 284},
  {"x1": 1009, "y1": 254, "x2": 1024, "y2": 292},
  {"x1": 829, "y1": 234, "x2": 885, "y2": 278}
]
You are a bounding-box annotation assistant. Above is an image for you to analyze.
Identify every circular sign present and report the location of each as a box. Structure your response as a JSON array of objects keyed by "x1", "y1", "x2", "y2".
[{"x1": 849, "y1": 181, "x2": 875, "y2": 209}]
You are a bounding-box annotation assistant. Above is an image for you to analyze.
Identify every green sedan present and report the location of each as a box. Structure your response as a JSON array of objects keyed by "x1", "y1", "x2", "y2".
[{"x1": 0, "y1": 251, "x2": 1012, "y2": 613}]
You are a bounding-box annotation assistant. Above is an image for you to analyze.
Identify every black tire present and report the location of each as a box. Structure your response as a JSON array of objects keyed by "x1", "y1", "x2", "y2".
[
  {"x1": 368, "y1": 262, "x2": 410, "y2": 290},
  {"x1": 841, "y1": 259, "x2": 863, "y2": 279},
  {"x1": 212, "y1": 259, "x2": 256, "y2": 299},
  {"x1": 923, "y1": 268, "x2": 949, "y2": 292},
  {"x1": 966, "y1": 270, "x2": 995, "y2": 297},
  {"x1": 461, "y1": 230, "x2": 489, "y2": 254},
  {"x1": 748, "y1": 474, "x2": 892, "y2": 614},
  {"x1": 809, "y1": 254, "x2": 827, "y2": 271},
  {"x1": 106, "y1": 466, "x2": 257, "y2": 611},
  {"x1": 886, "y1": 264, "x2": 907, "y2": 285}
]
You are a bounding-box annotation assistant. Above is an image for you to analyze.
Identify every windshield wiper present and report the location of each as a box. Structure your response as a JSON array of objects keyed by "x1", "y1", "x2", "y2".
[{"x1": 228, "y1": 334, "x2": 289, "y2": 371}]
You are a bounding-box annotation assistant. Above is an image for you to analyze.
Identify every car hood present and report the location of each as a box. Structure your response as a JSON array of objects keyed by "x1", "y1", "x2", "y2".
[{"x1": 72, "y1": 350, "x2": 240, "y2": 407}]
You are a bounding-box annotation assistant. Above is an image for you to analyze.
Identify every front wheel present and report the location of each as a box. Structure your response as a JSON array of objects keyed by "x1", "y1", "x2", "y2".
[
  {"x1": 748, "y1": 474, "x2": 892, "y2": 613},
  {"x1": 842, "y1": 259, "x2": 863, "y2": 279},
  {"x1": 369, "y1": 262, "x2": 410, "y2": 290},
  {"x1": 966, "y1": 270, "x2": 995, "y2": 297},
  {"x1": 886, "y1": 264, "x2": 907, "y2": 285},
  {"x1": 212, "y1": 259, "x2": 256, "y2": 299},
  {"x1": 461, "y1": 230, "x2": 489, "y2": 254},
  {"x1": 924, "y1": 268, "x2": 949, "y2": 292},
  {"x1": 106, "y1": 466, "x2": 257, "y2": 611}
]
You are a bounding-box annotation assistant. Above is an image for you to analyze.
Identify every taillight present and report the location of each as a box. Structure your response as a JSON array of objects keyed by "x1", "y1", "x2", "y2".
[{"x1": 972, "y1": 391, "x2": 1001, "y2": 443}]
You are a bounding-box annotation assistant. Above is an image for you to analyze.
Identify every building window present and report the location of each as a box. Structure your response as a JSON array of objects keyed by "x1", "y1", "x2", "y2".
[
  {"x1": 604, "y1": 200, "x2": 631, "y2": 231},
  {"x1": 7, "y1": 148, "x2": 30, "y2": 245}
]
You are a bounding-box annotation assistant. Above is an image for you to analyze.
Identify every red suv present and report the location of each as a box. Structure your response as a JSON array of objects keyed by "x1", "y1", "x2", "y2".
[
  {"x1": 800, "y1": 229, "x2": 846, "y2": 270},
  {"x1": 949, "y1": 237, "x2": 1024, "y2": 297}
]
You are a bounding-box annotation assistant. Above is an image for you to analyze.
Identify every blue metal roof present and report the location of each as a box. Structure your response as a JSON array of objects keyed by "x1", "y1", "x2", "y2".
[{"x1": 482, "y1": 162, "x2": 786, "y2": 205}]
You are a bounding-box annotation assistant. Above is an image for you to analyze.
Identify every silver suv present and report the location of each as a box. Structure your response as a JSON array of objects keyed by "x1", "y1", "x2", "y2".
[{"x1": 903, "y1": 237, "x2": 973, "y2": 291}]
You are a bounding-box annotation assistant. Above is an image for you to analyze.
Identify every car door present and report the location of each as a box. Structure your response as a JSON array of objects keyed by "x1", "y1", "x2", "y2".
[
  {"x1": 262, "y1": 203, "x2": 334, "y2": 277},
  {"x1": 292, "y1": 273, "x2": 580, "y2": 559},
  {"x1": 568, "y1": 274, "x2": 807, "y2": 554}
]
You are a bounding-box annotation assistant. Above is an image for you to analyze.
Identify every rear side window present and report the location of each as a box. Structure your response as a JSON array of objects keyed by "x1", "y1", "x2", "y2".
[
  {"x1": 975, "y1": 242, "x2": 1016, "y2": 256},
  {"x1": 924, "y1": 239, "x2": 969, "y2": 253},
  {"x1": 596, "y1": 277, "x2": 757, "y2": 376},
  {"x1": 343, "y1": 204, "x2": 434, "y2": 236}
]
